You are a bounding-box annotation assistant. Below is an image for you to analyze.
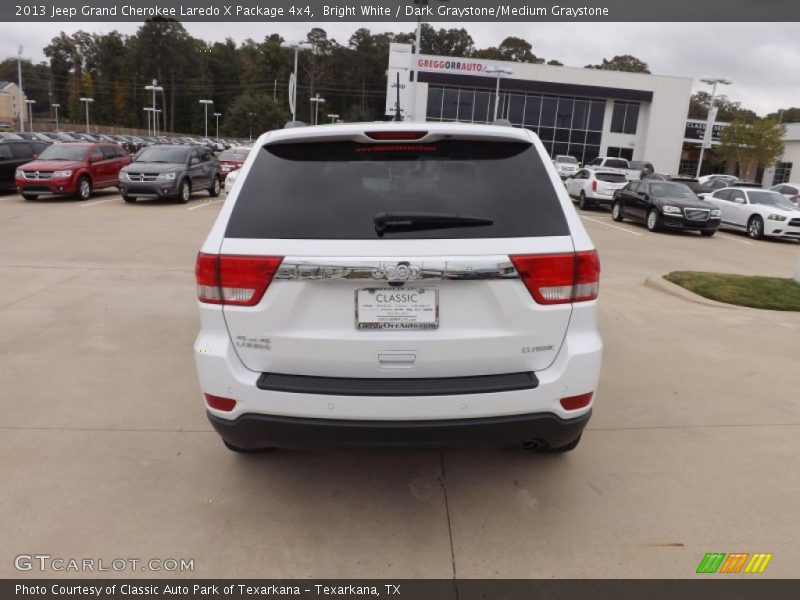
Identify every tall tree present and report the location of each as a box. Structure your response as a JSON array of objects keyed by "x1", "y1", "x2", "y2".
[
  {"x1": 716, "y1": 117, "x2": 786, "y2": 181},
  {"x1": 767, "y1": 107, "x2": 800, "y2": 124},
  {"x1": 585, "y1": 54, "x2": 651, "y2": 74},
  {"x1": 688, "y1": 91, "x2": 758, "y2": 123}
]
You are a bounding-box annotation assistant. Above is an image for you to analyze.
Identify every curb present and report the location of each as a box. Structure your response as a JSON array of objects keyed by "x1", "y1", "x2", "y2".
[{"x1": 644, "y1": 276, "x2": 737, "y2": 309}]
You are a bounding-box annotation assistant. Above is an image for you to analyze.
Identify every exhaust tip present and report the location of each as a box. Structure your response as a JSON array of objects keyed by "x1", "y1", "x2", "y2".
[{"x1": 519, "y1": 439, "x2": 544, "y2": 453}]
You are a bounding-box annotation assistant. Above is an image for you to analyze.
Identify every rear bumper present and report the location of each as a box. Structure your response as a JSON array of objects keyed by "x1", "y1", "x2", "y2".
[{"x1": 208, "y1": 409, "x2": 591, "y2": 450}]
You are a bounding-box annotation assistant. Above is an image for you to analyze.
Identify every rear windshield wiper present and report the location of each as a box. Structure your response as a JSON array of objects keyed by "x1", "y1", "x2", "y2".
[{"x1": 374, "y1": 211, "x2": 494, "y2": 237}]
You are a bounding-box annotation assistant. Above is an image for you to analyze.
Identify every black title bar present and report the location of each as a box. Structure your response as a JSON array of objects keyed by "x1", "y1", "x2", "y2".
[{"x1": 2, "y1": 0, "x2": 798, "y2": 22}]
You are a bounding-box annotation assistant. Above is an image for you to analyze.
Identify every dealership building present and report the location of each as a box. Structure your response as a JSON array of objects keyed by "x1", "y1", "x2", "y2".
[{"x1": 385, "y1": 43, "x2": 693, "y2": 175}]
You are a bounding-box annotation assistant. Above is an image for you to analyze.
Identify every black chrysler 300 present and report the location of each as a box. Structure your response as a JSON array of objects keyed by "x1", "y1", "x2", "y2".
[{"x1": 611, "y1": 180, "x2": 722, "y2": 236}]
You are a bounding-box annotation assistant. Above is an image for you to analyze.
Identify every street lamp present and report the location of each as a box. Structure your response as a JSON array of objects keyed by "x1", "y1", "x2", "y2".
[
  {"x1": 485, "y1": 66, "x2": 514, "y2": 122},
  {"x1": 247, "y1": 112, "x2": 257, "y2": 141},
  {"x1": 143, "y1": 107, "x2": 153, "y2": 135},
  {"x1": 327, "y1": 113, "x2": 339, "y2": 124},
  {"x1": 198, "y1": 99, "x2": 213, "y2": 138},
  {"x1": 79, "y1": 97, "x2": 94, "y2": 133},
  {"x1": 52, "y1": 103, "x2": 60, "y2": 132},
  {"x1": 25, "y1": 99, "x2": 35, "y2": 132},
  {"x1": 213, "y1": 112, "x2": 221, "y2": 138},
  {"x1": 145, "y1": 81, "x2": 163, "y2": 136},
  {"x1": 310, "y1": 94, "x2": 325, "y2": 125},
  {"x1": 17, "y1": 45, "x2": 24, "y2": 131},
  {"x1": 695, "y1": 77, "x2": 732, "y2": 178},
  {"x1": 154, "y1": 109, "x2": 162, "y2": 136},
  {"x1": 280, "y1": 40, "x2": 311, "y2": 123}
]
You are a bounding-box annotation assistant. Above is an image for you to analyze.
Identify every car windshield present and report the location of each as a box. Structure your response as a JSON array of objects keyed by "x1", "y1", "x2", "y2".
[
  {"x1": 220, "y1": 149, "x2": 249, "y2": 161},
  {"x1": 38, "y1": 145, "x2": 87, "y2": 161},
  {"x1": 555, "y1": 156, "x2": 577, "y2": 164},
  {"x1": 135, "y1": 147, "x2": 189, "y2": 163},
  {"x1": 228, "y1": 139, "x2": 569, "y2": 240},
  {"x1": 605, "y1": 159, "x2": 629, "y2": 169},
  {"x1": 747, "y1": 191, "x2": 796, "y2": 208},
  {"x1": 649, "y1": 182, "x2": 696, "y2": 198}
]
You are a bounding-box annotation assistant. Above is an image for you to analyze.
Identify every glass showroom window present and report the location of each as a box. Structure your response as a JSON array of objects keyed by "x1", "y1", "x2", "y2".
[
  {"x1": 774, "y1": 162, "x2": 793, "y2": 184},
  {"x1": 611, "y1": 101, "x2": 639, "y2": 134}
]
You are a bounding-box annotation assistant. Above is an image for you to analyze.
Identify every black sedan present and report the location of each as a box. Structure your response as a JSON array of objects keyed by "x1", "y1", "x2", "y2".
[{"x1": 611, "y1": 180, "x2": 721, "y2": 236}]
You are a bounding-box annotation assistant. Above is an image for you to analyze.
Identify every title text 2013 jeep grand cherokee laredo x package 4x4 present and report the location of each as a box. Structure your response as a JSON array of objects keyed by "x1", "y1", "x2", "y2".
[{"x1": 194, "y1": 123, "x2": 602, "y2": 453}]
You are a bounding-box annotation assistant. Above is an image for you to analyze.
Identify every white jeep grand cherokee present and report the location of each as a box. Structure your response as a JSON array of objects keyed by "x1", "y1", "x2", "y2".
[{"x1": 194, "y1": 122, "x2": 602, "y2": 453}]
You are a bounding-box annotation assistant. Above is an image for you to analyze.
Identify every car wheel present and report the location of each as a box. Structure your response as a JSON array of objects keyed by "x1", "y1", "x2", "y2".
[
  {"x1": 646, "y1": 209, "x2": 662, "y2": 232},
  {"x1": 223, "y1": 440, "x2": 274, "y2": 454},
  {"x1": 700, "y1": 229, "x2": 716, "y2": 237},
  {"x1": 747, "y1": 215, "x2": 764, "y2": 240},
  {"x1": 177, "y1": 179, "x2": 191, "y2": 204},
  {"x1": 122, "y1": 193, "x2": 136, "y2": 203},
  {"x1": 611, "y1": 201, "x2": 624, "y2": 222},
  {"x1": 76, "y1": 176, "x2": 92, "y2": 201},
  {"x1": 22, "y1": 193, "x2": 38, "y2": 200},
  {"x1": 578, "y1": 191, "x2": 590, "y2": 210},
  {"x1": 208, "y1": 175, "x2": 221, "y2": 197}
]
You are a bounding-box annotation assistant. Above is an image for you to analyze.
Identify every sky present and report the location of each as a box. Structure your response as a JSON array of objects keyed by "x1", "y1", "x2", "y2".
[{"x1": 0, "y1": 21, "x2": 797, "y2": 116}]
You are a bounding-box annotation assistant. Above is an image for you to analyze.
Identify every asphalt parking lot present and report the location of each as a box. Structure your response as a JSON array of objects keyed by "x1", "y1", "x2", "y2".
[{"x1": 1, "y1": 189, "x2": 799, "y2": 579}]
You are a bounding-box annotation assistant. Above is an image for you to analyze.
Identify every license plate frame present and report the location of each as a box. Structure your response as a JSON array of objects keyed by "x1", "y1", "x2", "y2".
[{"x1": 355, "y1": 287, "x2": 439, "y2": 330}]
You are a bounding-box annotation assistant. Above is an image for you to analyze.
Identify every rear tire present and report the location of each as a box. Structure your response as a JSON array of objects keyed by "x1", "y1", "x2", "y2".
[
  {"x1": 22, "y1": 193, "x2": 38, "y2": 200},
  {"x1": 208, "y1": 175, "x2": 221, "y2": 197},
  {"x1": 611, "y1": 201, "x2": 624, "y2": 222},
  {"x1": 578, "y1": 191, "x2": 590, "y2": 210},
  {"x1": 122, "y1": 193, "x2": 135, "y2": 203},
  {"x1": 76, "y1": 176, "x2": 92, "y2": 201},
  {"x1": 223, "y1": 440, "x2": 274, "y2": 454},
  {"x1": 646, "y1": 208, "x2": 662, "y2": 232},
  {"x1": 177, "y1": 179, "x2": 191, "y2": 204}
]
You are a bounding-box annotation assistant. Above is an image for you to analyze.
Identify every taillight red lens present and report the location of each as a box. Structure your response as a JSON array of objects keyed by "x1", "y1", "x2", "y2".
[
  {"x1": 195, "y1": 253, "x2": 283, "y2": 306},
  {"x1": 560, "y1": 392, "x2": 593, "y2": 411},
  {"x1": 509, "y1": 250, "x2": 600, "y2": 305},
  {"x1": 365, "y1": 131, "x2": 428, "y2": 140},
  {"x1": 592, "y1": 180, "x2": 597, "y2": 192},
  {"x1": 204, "y1": 393, "x2": 236, "y2": 412}
]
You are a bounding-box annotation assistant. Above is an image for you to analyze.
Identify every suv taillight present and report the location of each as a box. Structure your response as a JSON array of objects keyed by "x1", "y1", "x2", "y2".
[
  {"x1": 510, "y1": 251, "x2": 600, "y2": 305},
  {"x1": 195, "y1": 253, "x2": 283, "y2": 306}
]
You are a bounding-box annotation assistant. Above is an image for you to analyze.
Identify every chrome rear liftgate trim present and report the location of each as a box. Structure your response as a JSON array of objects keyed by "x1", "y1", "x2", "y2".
[{"x1": 273, "y1": 257, "x2": 520, "y2": 282}]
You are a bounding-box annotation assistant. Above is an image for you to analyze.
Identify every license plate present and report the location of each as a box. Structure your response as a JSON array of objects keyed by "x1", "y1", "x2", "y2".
[
  {"x1": 356, "y1": 287, "x2": 438, "y2": 330},
  {"x1": 221, "y1": 165, "x2": 231, "y2": 171}
]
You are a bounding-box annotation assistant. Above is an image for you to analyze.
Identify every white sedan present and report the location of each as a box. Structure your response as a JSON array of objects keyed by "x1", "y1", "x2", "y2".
[
  {"x1": 770, "y1": 183, "x2": 800, "y2": 208},
  {"x1": 704, "y1": 186, "x2": 800, "y2": 240},
  {"x1": 565, "y1": 168, "x2": 629, "y2": 210}
]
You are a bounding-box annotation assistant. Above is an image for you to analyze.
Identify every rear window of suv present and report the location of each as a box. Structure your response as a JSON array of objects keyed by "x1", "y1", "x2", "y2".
[{"x1": 226, "y1": 140, "x2": 569, "y2": 239}]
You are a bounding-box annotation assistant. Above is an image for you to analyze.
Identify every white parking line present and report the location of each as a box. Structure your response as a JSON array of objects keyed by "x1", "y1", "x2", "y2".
[
  {"x1": 580, "y1": 215, "x2": 643, "y2": 237},
  {"x1": 80, "y1": 198, "x2": 118, "y2": 207},
  {"x1": 187, "y1": 199, "x2": 225, "y2": 211},
  {"x1": 716, "y1": 233, "x2": 753, "y2": 245}
]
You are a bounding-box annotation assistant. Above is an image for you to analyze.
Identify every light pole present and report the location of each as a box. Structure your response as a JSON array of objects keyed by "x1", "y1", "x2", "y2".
[
  {"x1": 25, "y1": 99, "x2": 35, "y2": 131},
  {"x1": 198, "y1": 99, "x2": 213, "y2": 138},
  {"x1": 695, "y1": 77, "x2": 732, "y2": 178},
  {"x1": 247, "y1": 112, "x2": 257, "y2": 141},
  {"x1": 213, "y1": 112, "x2": 221, "y2": 138},
  {"x1": 327, "y1": 114, "x2": 339, "y2": 124},
  {"x1": 145, "y1": 80, "x2": 163, "y2": 136},
  {"x1": 310, "y1": 94, "x2": 325, "y2": 125},
  {"x1": 485, "y1": 66, "x2": 514, "y2": 122},
  {"x1": 280, "y1": 41, "x2": 310, "y2": 123},
  {"x1": 52, "y1": 103, "x2": 60, "y2": 132},
  {"x1": 154, "y1": 109, "x2": 161, "y2": 136},
  {"x1": 79, "y1": 97, "x2": 94, "y2": 133},
  {"x1": 144, "y1": 107, "x2": 153, "y2": 135},
  {"x1": 17, "y1": 45, "x2": 24, "y2": 131}
]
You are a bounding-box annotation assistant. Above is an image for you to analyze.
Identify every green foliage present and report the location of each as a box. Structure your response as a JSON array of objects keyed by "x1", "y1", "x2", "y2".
[
  {"x1": 224, "y1": 92, "x2": 288, "y2": 138},
  {"x1": 688, "y1": 91, "x2": 758, "y2": 123},
  {"x1": 766, "y1": 107, "x2": 800, "y2": 123},
  {"x1": 716, "y1": 117, "x2": 786, "y2": 181},
  {"x1": 665, "y1": 271, "x2": 800, "y2": 311},
  {"x1": 584, "y1": 54, "x2": 650, "y2": 73}
]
